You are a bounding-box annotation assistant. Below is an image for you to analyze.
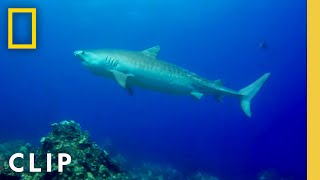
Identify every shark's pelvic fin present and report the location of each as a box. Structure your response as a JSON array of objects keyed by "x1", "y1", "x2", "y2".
[
  {"x1": 213, "y1": 94, "x2": 224, "y2": 102},
  {"x1": 190, "y1": 92, "x2": 204, "y2": 100},
  {"x1": 111, "y1": 70, "x2": 134, "y2": 95},
  {"x1": 239, "y1": 73, "x2": 271, "y2": 118},
  {"x1": 141, "y1": 45, "x2": 160, "y2": 59}
]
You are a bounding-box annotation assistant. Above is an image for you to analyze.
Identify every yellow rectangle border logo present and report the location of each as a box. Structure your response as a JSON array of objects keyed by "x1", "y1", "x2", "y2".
[
  {"x1": 308, "y1": 0, "x2": 320, "y2": 178},
  {"x1": 8, "y1": 8, "x2": 37, "y2": 49}
]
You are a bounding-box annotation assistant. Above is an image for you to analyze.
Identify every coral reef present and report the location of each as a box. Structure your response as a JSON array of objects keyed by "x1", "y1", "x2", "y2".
[
  {"x1": 0, "y1": 120, "x2": 127, "y2": 180},
  {"x1": 127, "y1": 162, "x2": 219, "y2": 180},
  {"x1": 188, "y1": 172, "x2": 219, "y2": 180},
  {"x1": 0, "y1": 141, "x2": 33, "y2": 178},
  {"x1": 29, "y1": 120, "x2": 126, "y2": 180},
  {"x1": 0, "y1": 120, "x2": 220, "y2": 180},
  {"x1": 258, "y1": 169, "x2": 293, "y2": 180},
  {"x1": 128, "y1": 162, "x2": 184, "y2": 180}
]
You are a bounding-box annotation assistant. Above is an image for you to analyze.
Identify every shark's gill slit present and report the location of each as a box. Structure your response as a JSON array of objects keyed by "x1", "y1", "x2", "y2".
[
  {"x1": 113, "y1": 60, "x2": 118, "y2": 68},
  {"x1": 105, "y1": 57, "x2": 118, "y2": 68},
  {"x1": 111, "y1": 59, "x2": 115, "y2": 66},
  {"x1": 106, "y1": 57, "x2": 111, "y2": 66}
]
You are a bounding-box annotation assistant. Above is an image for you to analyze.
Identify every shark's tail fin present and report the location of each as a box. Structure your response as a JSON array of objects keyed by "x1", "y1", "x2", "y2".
[{"x1": 239, "y1": 73, "x2": 270, "y2": 117}]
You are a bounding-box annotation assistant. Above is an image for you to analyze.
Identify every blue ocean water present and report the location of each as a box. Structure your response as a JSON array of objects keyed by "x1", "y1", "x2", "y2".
[{"x1": 0, "y1": 0, "x2": 306, "y2": 179}]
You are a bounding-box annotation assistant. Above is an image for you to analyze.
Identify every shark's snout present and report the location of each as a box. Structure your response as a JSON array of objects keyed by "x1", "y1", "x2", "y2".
[
  {"x1": 74, "y1": 50, "x2": 84, "y2": 57},
  {"x1": 74, "y1": 50, "x2": 87, "y2": 62}
]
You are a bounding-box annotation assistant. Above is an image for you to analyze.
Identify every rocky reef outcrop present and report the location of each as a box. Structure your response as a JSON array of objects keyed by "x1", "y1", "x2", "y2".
[
  {"x1": 127, "y1": 162, "x2": 219, "y2": 180},
  {"x1": 0, "y1": 141, "x2": 33, "y2": 179},
  {"x1": 0, "y1": 120, "x2": 127, "y2": 180},
  {"x1": 0, "y1": 120, "x2": 220, "y2": 180}
]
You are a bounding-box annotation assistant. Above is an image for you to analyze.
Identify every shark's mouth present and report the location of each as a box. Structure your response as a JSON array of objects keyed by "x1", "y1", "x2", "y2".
[
  {"x1": 74, "y1": 50, "x2": 85, "y2": 57},
  {"x1": 74, "y1": 51, "x2": 86, "y2": 62}
]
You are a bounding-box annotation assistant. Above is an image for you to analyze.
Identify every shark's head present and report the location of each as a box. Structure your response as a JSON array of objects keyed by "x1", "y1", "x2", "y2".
[{"x1": 74, "y1": 50, "x2": 120, "y2": 76}]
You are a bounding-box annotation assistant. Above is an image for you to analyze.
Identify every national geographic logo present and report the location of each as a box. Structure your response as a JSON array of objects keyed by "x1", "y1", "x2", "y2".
[{"x1": 8, "y1": 8, "x2": 37, "y2": 49}]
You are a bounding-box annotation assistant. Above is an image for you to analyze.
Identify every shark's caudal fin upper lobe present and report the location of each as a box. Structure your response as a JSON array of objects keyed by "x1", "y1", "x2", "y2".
[{"x1": 239, "y1": 73, "x2": 271, "y2": 118}]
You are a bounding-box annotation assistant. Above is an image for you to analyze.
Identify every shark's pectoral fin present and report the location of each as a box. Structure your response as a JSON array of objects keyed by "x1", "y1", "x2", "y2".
[
  {"x1": 141, "y1": 45, "x2": 160, "y2": 59},
  {"x1": 111, "y1": 70, "x2": 134, "y2": 95},
  {"x1": 111, "y1": 70, "x2": 129, "y2": 88},
  {"x1": 190, "y1": 92, "x2": 204, "y2": 100}
]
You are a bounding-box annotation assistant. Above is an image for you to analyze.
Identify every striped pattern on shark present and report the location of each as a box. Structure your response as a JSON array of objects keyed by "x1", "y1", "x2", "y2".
[{"x1": 74, "y1": 45, "x2": 270, "y2": 117}]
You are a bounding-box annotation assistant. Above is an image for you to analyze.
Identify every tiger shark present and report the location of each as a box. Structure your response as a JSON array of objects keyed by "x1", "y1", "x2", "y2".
[{"x1": 74, "y1": 45, "x2": 270, "y2": 117}]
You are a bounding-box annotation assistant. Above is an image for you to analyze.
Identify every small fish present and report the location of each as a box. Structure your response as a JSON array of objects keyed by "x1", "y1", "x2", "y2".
[
  {"x1": 259, "y1": 40, "x2": 268, "y2": 49},
  {"x1": 74, "y1": 46, "x2": 270, "y2": 117}
]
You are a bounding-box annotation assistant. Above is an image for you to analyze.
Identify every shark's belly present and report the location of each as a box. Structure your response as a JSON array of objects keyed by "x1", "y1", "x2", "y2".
[{"x1": 129, "y1": 72, "x2": 194, "y2": 95}]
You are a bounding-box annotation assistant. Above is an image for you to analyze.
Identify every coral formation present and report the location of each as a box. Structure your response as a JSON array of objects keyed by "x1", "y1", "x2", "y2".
[
  {"x1": 258, "y1": 169, "x2": 293, "y2": 180},
  {"x1": 128, "y1": 162, "x2": 184, "y2": 180},
  {"x1": 0, "y1": 141, "x2": 33, "y2": 178},
  {"x1": 188, "y1": 172, "x2": 220, "y2": 180},
  {"x1": 0, "y1": 120, "x2": 127, "y2": 180},
  {"x1": 128, "y1": 162, "x2": 219, "y2": 180},
  {"x1": 29, "y1": 120, "x2": 126, "y2": 180},
  {"x1": 0, "y1": 120, "x2": 220, "y2": 180}
]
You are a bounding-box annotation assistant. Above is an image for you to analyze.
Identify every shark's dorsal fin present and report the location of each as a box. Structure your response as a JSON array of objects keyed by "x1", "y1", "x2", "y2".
[
  {"x1": 214, "y1": 79, "x2": 223, "y2": 86},
  {"x1": 141, "y1": 45, "x2": 160, "y2": 59},
  {"x1": 110, "y1": 70, "x2": 134, "y2": 95}
]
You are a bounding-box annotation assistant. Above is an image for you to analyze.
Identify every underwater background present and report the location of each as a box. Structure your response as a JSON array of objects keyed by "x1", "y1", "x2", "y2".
[{"x1": 0, "y1": 0, "x2": 306, "y2": 179}]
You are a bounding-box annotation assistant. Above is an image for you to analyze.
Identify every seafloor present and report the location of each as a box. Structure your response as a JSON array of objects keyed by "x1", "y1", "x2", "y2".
[
  {"x1": 0, "y1": 120, "x2": 220, "y2": 180},
  {"x1": 0, "y1": 120, "x2": 283, "y2": 180}
]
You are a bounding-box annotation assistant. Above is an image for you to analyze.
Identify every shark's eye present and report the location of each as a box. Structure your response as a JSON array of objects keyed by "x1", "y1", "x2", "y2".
[{"x1": 81, "y1": 51, "x2": 86, "y2": 55}]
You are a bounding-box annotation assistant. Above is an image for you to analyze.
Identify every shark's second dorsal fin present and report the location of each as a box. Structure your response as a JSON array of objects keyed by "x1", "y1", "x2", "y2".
[
  {"x1": 141, "y1": 45, "x2": 160, "y2": 59},
  {"x1": 213, "y1": 79, "x2": 224, "y2": 102}
]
